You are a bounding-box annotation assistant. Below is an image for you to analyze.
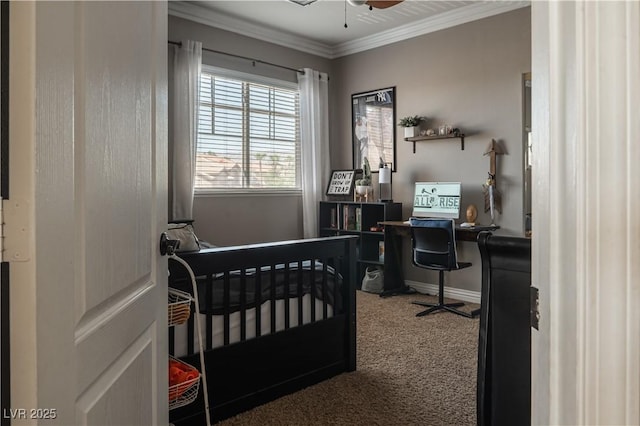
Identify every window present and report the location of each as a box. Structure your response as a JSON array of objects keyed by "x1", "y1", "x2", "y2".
[{"x1": 195, "y1": 66, "x2": 301, "y2": 192}]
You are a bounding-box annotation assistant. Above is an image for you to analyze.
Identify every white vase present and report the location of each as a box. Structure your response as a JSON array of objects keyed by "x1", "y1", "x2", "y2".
[
  {"x1": 404, "y1": 127, "x2": 417, "y2": 138},
  {"x1": 355, "y1": 185, "x2": 371, "y2": 195}
]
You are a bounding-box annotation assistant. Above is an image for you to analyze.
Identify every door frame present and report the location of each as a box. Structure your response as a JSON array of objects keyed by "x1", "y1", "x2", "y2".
[
  {"x1": 531, "y1": 2, "x2": 640, "y2": 424},
  {"x1": 0, "y1": 0, "x2": 9, "y2": 423}
]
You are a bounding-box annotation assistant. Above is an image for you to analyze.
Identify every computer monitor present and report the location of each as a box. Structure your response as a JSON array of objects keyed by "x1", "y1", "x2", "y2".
[{"x1": 412, "y1": 182, "x2": 462, "y2": 220}]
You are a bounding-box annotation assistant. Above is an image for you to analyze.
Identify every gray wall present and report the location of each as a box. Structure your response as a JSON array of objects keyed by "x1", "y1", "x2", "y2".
[
  {"x1": 331, "y1": 8, "x2": 531, "y2": 291},
  {"x1": 169, "y1": 8, "x2": 531, "y2": 291}
]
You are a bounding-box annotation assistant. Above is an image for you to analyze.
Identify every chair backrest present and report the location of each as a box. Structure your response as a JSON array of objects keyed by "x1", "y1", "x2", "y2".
[{"x1": 409, "y1": 218, "x2": 459, "y2": 270}]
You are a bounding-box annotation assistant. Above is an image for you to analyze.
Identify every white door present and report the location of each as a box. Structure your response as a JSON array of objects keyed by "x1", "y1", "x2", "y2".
[{"x1": 8, "y1": 2, "x2": 168, "y2": 425}]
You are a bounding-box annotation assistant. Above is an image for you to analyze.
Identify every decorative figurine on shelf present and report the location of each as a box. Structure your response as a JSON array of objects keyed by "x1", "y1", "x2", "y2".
[
  {"x1": 482, "y1": 139, "x2": 504, "y2": 226},
  {"x1": 466, "y1": 204, "x2": 478, "y2": 225},
  {"x1": 354, "y1": 156, "x2": 373, "y2": 202}
]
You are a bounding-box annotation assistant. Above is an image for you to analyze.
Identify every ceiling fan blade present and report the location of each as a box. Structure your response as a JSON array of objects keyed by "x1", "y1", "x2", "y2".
[{"x1": 365, "y1": 0, "x2": 404, "y2": 9}]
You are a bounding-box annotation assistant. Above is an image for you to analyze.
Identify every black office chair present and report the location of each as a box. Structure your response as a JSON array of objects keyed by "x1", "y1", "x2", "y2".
[{"x1": 409, "y1": 217, "x2": 472, "y2": 318}]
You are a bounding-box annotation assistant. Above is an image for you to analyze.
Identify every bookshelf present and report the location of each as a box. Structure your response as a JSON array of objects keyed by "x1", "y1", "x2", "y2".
[{"x1": 318, "y1": 201, "x2": 402, "y2": 282}]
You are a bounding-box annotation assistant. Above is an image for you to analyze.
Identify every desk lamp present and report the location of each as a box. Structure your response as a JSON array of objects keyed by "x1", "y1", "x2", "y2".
[{"x1": 378, "y1": 162, "x2": 393, "y2": 202}]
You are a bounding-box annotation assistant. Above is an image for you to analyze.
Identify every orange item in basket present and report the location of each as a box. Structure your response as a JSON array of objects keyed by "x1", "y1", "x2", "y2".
[
  {"x1": 169, "y1": 359, "x2": 199, "y2": 402},
  {"x1": 169, "y1": 366, "x2": 183, "y2": 384}
]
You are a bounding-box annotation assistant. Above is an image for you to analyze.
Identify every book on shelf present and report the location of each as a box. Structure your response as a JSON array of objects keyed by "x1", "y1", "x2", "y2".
[
  {"x1": 342, "y1": 205, "x2": 358, "y2": 231},
  {"x1": 330, "y1": 207, "x2": 337, "y2": 228},
  {"x1": 343, "y1": 205, "x2": 349, "y2": 230},
  {"x1": 355, "y1": 207, "x2": 362, "y2": 231}
]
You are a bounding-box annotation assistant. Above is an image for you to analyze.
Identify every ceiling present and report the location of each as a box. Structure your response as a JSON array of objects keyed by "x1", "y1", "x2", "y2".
[{"x1": 168, "y1": 0, "x2": 529, "y2": 58}]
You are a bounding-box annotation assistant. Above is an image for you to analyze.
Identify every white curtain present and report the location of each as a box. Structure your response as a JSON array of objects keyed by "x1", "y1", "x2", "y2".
[
  {"x1": 170, "y1": 40, "x2": 202, "y2": 221},
  {"x1": 298, "y1": 69, "x2": 330, "y2": 239}
]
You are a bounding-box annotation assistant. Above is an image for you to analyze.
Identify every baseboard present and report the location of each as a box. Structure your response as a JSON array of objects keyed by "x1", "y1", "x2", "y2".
[{"x1": 405, "y1": 280, "x2": 481, "y2": 305}]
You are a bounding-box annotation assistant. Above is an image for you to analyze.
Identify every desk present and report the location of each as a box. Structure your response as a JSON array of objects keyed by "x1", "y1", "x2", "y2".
[{"x1": 378, "y1": 221, "x2": 499, "y2": 297}]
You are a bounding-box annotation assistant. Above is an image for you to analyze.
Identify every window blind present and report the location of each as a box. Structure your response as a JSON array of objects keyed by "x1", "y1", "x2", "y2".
[{"x1": 195, "y1": 68, "x2": 301, "y2": 192}]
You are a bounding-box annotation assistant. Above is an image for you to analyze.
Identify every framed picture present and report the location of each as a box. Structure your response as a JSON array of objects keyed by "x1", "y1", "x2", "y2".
[
  {"x1": 352, "y1": 87, "x2": 396, "y2": 172},
  {"x1": 326, "y1": 170, "x2": 356, "y2": 196}
]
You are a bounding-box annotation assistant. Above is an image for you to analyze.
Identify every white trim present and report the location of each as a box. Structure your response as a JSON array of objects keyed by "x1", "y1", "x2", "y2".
[
  {"x1": 405, "y1": 279, "x2": 481, "y2": 305},
  {"x1": 9, "y1": 1, "x2": 39, "y2": 413},
  {"x1": 168, "y1": 1, "x2": 334, "y2": 58},
  {"x1": 333, "y1": 1, "x2": 530, "y2": 58},
  {"x1": 530, "y1": 2, "x2": 550, "y2": 422},
  {"x1": 169, "y1": 1, "x2": 530, "y2": 59}
]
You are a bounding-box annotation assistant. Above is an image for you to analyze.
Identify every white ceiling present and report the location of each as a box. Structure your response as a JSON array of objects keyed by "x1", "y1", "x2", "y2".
[{"x1": 168, "y1": 0, "x2": 530, "y2": 58}]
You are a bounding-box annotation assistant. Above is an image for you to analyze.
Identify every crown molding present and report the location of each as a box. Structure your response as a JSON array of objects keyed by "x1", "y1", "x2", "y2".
[
  {"x1": 168, "y1": 1, "x2": 335, "y2": 58},
  {"x1": 168, "y1": 1, "x2": 530, "y2": 60},
  {"x1": 332, "y1": 1, "x2": 530, "y2": 58}
]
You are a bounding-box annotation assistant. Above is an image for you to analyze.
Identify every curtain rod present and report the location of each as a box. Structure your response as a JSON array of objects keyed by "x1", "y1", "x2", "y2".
[{"x1": 168, "y1": 40, "x2": 304, "y2": 75}]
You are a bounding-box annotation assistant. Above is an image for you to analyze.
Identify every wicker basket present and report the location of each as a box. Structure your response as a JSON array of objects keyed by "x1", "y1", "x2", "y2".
[
  {"x1": 168, "y1": 356, "x2": 200, "y2": 410},
  {"x1": 168, "y1": 288, "x2": 192, "y2": 327}
]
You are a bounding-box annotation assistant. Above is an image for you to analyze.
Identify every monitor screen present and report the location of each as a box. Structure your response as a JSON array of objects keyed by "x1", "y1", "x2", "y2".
[{"x1": 412, "y1": 182, "x2": 462, "y2": 219}]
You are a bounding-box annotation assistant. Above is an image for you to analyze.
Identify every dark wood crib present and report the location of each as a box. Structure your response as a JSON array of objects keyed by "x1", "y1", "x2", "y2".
[{"x1": 167, "y1": 235, "x2": 358, "y2": 425}]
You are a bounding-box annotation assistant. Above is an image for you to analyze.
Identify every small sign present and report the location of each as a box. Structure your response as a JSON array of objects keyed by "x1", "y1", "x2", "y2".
[
  {"x1": 326, "y1": 170, "x2": 356, "y2": 196},
  {"x1": 412, "y1": 182, "x2": 462, "y2": 219}
]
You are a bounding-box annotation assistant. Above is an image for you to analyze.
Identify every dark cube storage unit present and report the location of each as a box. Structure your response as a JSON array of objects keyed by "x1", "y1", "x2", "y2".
[{"x1": 318, "y1": 201, "x2": 402, "y2": 284}]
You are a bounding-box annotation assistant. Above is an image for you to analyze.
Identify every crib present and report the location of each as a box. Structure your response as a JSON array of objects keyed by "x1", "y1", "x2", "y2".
[{"x1": 167, "y1": 235, "x2": 358, "y2": 424}]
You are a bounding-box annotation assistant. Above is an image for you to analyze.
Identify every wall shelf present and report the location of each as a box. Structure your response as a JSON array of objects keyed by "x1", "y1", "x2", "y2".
[{"x1": 405, "y1": 133, "x2": 465, "y2": 153}]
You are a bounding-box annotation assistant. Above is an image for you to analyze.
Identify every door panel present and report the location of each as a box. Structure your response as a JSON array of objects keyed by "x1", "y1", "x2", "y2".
[
  {"x1": 79, "y1": 1, "x2": 153, "y2": 313},
  {"x1": 76, "y1": 286, "x2": 159, "y2": 396},
  {"x1": 77, "y1": 331, "x2": 155, "y2": 426},
  {"x1": 9, "y1": 1, "x2": 168, "y2": 425},
  {"x1": 71, "y1": 3, "x2": 165, "y2": 417}
]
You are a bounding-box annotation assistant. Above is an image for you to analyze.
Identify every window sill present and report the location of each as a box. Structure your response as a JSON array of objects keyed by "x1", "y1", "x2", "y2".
[{"x1": 195, "y1": 189, "x2": 302, "y2": 198}]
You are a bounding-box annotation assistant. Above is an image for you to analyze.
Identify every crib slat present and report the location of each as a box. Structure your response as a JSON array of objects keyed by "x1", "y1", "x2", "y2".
[
  {"x1": 270, "y1": 265, "x2": 276, "y2": 334},
  {"x1": 240, "y1": 269, "x2": 246, "y2": 342},
  {"x1": 223, "y1": 272, "x2": 230, "y2": 346},
  {"x1": 297, "y1": 260, "x2": 303, "y2": 326},
  {"x1": 255, "y1": 267, "x2": 262, "y2": 337},
  {"x1": 322, "y1": 258, "x2": 328, "y2": 320},
  {"x1": 284, "y1": 263, "x2": 290, "y2": 330},
  {"x1": 310, "y1": 259, "x2": 316, "y2": 322}
]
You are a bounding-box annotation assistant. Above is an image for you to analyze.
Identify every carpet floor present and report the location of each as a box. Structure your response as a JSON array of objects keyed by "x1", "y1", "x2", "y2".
[{"x1": 219, "y1": 290, "x2": 480, "y2": 426}]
